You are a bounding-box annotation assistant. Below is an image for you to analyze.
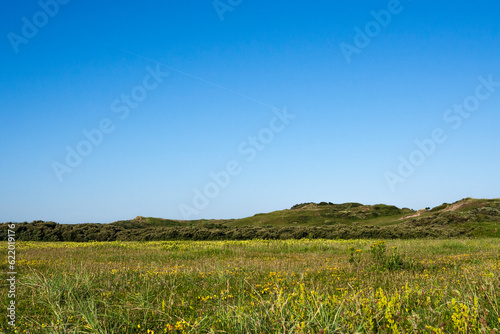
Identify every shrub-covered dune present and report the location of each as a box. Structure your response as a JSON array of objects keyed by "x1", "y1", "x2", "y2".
[{"x1": 2, "y1": 197, "x2": 500, "y2": 241}]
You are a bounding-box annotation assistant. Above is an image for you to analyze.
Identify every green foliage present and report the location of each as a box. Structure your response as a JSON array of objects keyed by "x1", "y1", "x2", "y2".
[
  {"x1": 347, "y1": 246, "x2": 362, "y2": 264},
  {"x1": 0, "y1": 219, "x2": 477, "y2": 242},
  {"x1": 3, "y1": 198, "x2": 500, "y2": 242},
  {"x1": 370, "y1": 240, "x2": 387, "y2": 264},
  {"x1": 370, "y1": 241, "x2": 412, "y2": 270},
  {"x1": 371, "y1": 204, "x2": 403, "y2": 217},
  {"x1": 386, "y1": 248, "x2": 407, "y2": 270}
]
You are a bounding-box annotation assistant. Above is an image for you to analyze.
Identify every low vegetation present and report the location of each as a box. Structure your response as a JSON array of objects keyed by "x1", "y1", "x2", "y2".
[
  {"x1": 2, "y1": 238, "x2": 500, "y2": 333},
  {"x1": 2, "y1": 198, "x2": 500, "y2": 241}
]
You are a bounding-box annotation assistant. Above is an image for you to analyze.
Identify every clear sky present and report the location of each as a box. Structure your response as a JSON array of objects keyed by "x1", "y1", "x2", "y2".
[{"x1": 1, "y1": 0, "x2": 499, "y2": 224}]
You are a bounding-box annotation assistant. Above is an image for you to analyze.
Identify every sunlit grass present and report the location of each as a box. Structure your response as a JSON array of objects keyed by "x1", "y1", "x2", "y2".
[{"x1": 2, "y1": 239, "x2": 500, "y2": 333}]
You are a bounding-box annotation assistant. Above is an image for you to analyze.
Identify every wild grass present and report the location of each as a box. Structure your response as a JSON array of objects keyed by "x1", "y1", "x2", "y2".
[{"x1": 2, "y1": 239, "x2": 500, "y2": 333}]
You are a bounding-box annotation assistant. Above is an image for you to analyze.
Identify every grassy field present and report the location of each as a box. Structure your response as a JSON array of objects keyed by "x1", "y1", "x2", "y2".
[{"x1": 2, "y1": 239, "x2": 500, "y2": 333}]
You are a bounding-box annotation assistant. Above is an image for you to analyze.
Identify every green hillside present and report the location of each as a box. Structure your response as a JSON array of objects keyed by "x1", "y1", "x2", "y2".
[
  {"x1": 109, "y1": 202, "x2": 415, "y2": 229},
  {"x1": 110, "y1": 197, "x2": 500, "y2": 232},
  {"x1": 227, "y1": 202, "x2": 414, "y2": 226},
  {"x1": 2, "y1": 197, "x2": 500, "y2": 241}
]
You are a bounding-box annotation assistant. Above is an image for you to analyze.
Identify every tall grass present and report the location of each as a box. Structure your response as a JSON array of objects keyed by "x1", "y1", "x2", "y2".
[{"x1": 1, "y1": 239, "x2": 500, "y2": 333}]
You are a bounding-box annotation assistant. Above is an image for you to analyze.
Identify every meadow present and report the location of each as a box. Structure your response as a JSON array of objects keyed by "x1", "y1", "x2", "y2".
[{"x1": 2, "y1": 238, "x2": 500, "y2": 333}]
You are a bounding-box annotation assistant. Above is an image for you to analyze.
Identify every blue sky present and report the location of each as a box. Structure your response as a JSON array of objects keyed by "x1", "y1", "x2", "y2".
[{"x1": 1, "y1": 0, "x2": 499, "y2": 223}]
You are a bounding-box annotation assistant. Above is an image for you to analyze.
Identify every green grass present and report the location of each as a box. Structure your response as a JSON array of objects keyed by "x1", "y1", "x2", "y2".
[
  {"x1": 111, "y1": 202, "x2": 415, "y2": 228},
  {"x1": 110, "y1": 197, "x2": 500, "y2": 230},
  {"x1": 2, "y1": 239, "x2": 500, "y2": 333}
]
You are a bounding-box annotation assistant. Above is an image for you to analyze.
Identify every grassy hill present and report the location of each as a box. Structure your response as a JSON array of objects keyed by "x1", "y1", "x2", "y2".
[
  {"x1": 108, "y1": 197, "x2": 500, "y2": 237},
  {"x1": 403, "y1": 197, "x2": 500, "y2": 237},
  {"x1": 224, "y1": 202, "x2": 414, "y2": 226},
  {"x1": 3, "y1": 197, "x2": 500, "y2": 241},
  {"x1": 110, "y1": 202, "x2": 415, "y2": 229}
]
